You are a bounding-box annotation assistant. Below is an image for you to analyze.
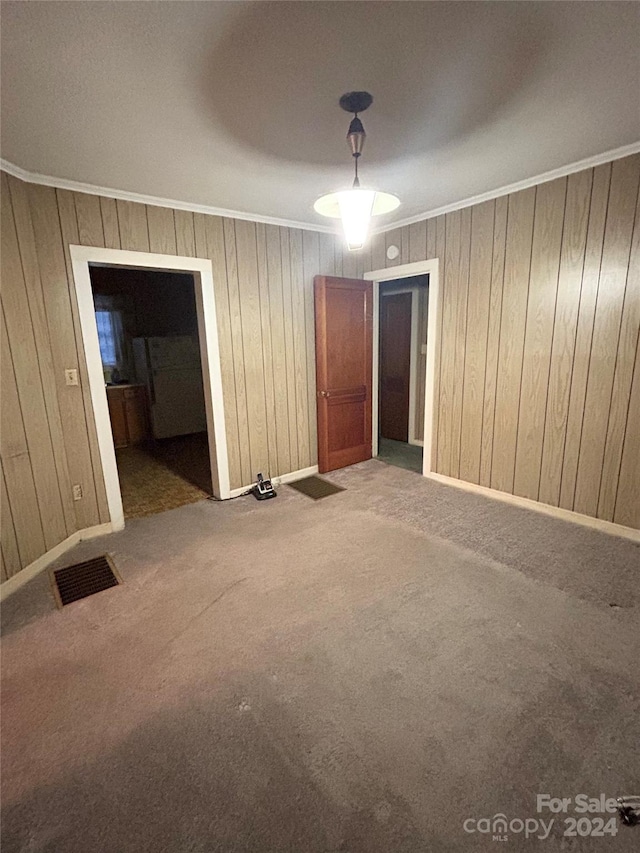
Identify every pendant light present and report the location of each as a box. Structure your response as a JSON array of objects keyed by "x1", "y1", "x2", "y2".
[{"x1": 314, "y1": 92, "x2": 400, "y2": 251}]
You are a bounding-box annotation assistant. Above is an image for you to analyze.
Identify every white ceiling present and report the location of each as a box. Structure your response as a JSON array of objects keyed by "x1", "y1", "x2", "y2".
[{"x1": 2, "y1": 1, "x2": 639, "y2": 230}]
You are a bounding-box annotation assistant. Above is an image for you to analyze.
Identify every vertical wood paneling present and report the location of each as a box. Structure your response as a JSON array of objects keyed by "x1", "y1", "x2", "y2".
[
  {"x1": 573, "y1": 155, "x2": 640, "y2": 517},
  {"x1": 0, "y1": 462, "x2": 21, "y2": 577},
  {"x1": 479, "y1": 195, "x2": 508, "y2": 487},
  {"x1": 256, "y1": 222, "x2": 279, "y2": 474},
  {"x1": 491, "y1": 187, "x2": 536, "y2": 493},
  {"x1": 539, "y1": 169, "x2": 593, "y2": 506},
  {"x1": 0, "y1": 307, "x2": 46, "y2": 566},
  {"x1": 146, "y1": 205, "x2": 177, "y2": 255},
  {"x1": 223, "y1": 217, "x2": 252, "y2": 486},
  {"x1": 514, "y1": 177, "x2": 567, "y2": 500},
  {"x1": 409, "y1": 222, "x2": 427, "y2": 263},
  {"x1": 280, "y1": 229, "x2": 299, "y2": 469},
  {"x1": 289, "y1": 229, "x2": 311, "y2": 468},
  {"x1": 116, "y1": 200, "x2": 150, "y2": 251},
  {"x1": 451, "y1": 208, "x2": 472, "y2": 478},
  {"x1": 370, "y1": 232, "x2": 385, "y2": 273},
  {"x1": 27, "y1": 184, "x2": 102, "y2": 528},
  {"x1": 597, "y1": 187, "x2": 640, "y2": 520},
  {"x1": 613, "y1": 332, "x2": 640, "y2": 528},
  {"x1": 200, "y1": 215, "x2": 242, "y2": 489},
  {"x1": 342, "y1": 246, "x2": 358, "y2": 279},
  {"x1": 265, "y1": 224, "x2": 292, "y2": 474},
  {"x1": 1, "y1": 179, "x2": 69, "y2": 548},
  {"x1": 426, "y1": 219, "x2": 437, "y2": 261},
  {"x1": 193, "y1": 212, "x2": 208, "y2": 260},
  {"x1": 459, "y1": 200, "x2": 494, "y2": 484},
  {"x1": 174, "y1": 209, "x2": 196, "y2": 257},
  {"x1": 559, "y1": 163, "x2": 612, "y2": 510},
  {"x1": 303, "y1": 230, "x2": 320, "y2": 464},
  {"x1": 319, "y1": 232, "x2": 336, "y2": 276},
  {"x1": 431, "y1": 214, "x2": 446, "y2": 470},
  {"x1": 437, "y1": 210, "x2": 461, "y2": 475},
  {"x1": 0, "y1": 452, "x2": 44, "y2": 569},
  {"x1": 235, "y1": 219, "x2": 269, "y2": 476},
  {"x1": 74, "y1": 192, "x2": 105, "y2": 246},
  {"x1": 56, "y1": 188, "x2": 110, "y2": 524},
  {"x1": 410, "y1": 222, "x2": 425, "y2": 263},
  {"x1": 100, "y1": 197, "x2": 121, "y2": 249},
  {"x1": 7, "y1": 177, "x2": 76, "y2": 536}
]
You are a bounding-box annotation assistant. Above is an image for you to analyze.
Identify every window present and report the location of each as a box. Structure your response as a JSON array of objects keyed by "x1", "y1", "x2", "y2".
[{"x1": 95, "y1": 309, "x2": 122, "y2": 368}]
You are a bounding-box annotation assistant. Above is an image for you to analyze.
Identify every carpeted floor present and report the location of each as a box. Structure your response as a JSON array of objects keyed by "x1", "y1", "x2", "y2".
[
  {"x1": 116, "y1": 433, "x2": 211, "y2": 518},
  {"x1": 1, "y1": 460, "x2": 639, "y2": 852},
  {"x1": 377, "y1": 437, "x2": 423, "y2": 474}
]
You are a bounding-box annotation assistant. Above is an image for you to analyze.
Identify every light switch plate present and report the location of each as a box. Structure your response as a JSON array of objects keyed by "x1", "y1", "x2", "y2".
[{"x1": 65, "y1": 369, "x2": 79, "y2": 386}]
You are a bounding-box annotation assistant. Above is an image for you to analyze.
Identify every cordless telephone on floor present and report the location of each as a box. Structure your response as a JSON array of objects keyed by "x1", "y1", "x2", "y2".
[{"x1": 252, "y1": 473, "x2": 277, "y2": 501}]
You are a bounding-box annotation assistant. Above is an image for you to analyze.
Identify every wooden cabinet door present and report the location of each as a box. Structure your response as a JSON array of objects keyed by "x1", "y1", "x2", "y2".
[
  {"x1": 125, "y1": 388, "x2": 149, "y2": 445},
  {"x1": 107, "y1": 390, "x2": 128, "y2": 448},
  {"x1": 314, "y1": 276, "x2": 373, "y2": 472}
]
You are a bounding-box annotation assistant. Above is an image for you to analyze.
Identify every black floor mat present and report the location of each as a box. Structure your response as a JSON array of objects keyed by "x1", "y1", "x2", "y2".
[{"x1": 287, "y1": 476, "x2": 345, "y2": 500}]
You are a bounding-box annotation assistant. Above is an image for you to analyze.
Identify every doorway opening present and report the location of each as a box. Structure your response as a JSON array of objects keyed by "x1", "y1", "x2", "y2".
[
  {"x1": 89, "y1": 266, "x2": 212, "y2": 518},
  {"x1": 377, "y1": 275, "x2": 428, "y2": 475}
]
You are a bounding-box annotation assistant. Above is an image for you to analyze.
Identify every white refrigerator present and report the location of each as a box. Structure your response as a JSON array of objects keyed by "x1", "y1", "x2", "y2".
[{"x1": 132, "y1": 336, "x2": 207, "y2": 439}]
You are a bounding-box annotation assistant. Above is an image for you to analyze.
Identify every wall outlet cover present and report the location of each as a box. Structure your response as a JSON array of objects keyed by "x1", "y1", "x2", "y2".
[{"x1": 65, "y1": 368, "x2": 79, "y2": 386}]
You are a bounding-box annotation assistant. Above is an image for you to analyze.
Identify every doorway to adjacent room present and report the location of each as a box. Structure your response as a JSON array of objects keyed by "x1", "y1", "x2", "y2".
[
  {"x1": 377, "y1": 275, "x2": 428, "y2": 475},
  {"x1": 71, "y1": 245, "x2": 230, "y2": 532},
  {"x1": 89, "y1": 266, "x2": 213, "y2": 518}
]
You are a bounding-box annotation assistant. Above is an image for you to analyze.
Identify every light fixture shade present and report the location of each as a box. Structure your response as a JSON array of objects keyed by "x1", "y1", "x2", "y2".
[
  {"x1": 337, "y1": 189, "x2": 376, "y2": 250},
  {"x1": 314, "y1": 189, "x2": 400, "y2": 251}
]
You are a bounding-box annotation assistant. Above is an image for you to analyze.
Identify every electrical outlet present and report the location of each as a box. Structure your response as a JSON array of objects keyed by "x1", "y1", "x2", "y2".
[
  {"x1": 65, "y1": 369, "x2": 79, "y2": 386},
  {"x1": 72, "y1": 484, "x2": 83, "y2": 501}
]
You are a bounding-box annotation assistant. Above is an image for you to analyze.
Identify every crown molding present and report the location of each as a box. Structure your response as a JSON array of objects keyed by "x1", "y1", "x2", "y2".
[
  {"x1": 3, "y1": 140, "x2": 639, "y2": 238},
  {"x1": 0, "y1": 158, "x2": 335, "y2": 234},
  {"x1": 372, "y1": 141, "x2": 640, "y2": 234}
]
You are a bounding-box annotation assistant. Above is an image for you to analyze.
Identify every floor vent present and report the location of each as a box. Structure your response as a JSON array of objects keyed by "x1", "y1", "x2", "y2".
[
  {"x1": 288, "y1": 476, "x2": 345, "y2": 500},
  {"x1": 50, "y1": 555, "x2": 121, "y2": 608}
]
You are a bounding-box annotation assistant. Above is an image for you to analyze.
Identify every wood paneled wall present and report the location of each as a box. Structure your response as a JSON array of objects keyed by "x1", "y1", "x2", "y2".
[
  {"x1": 360, "y1": 153, "x2": 640, "y2": 529},
  {"x1": 0, "y1": 173, "x2": 350, "y2": 580},
  {"x1": 2, "y1": 152, "x2": 639, "y2": 581}
]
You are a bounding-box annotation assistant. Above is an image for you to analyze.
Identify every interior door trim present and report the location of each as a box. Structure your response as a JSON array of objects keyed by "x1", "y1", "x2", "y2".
[
  {"x1": 70, "y1": 245, "x2": 231, "y2": 531},
  {"x1": 364, "y1": 258, "x2": 440, "y2": 478}
]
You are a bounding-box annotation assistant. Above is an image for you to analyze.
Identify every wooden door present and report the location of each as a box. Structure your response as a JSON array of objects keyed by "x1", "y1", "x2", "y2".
[
  {"x1": 314, "y1": 276, "x2": 373, "y2": 473},
  {"x1": 379, "y1": 292, "x2": 412, "y2": 442}
]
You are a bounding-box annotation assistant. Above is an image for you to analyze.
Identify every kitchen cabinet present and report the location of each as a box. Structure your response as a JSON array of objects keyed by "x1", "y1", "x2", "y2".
[{"x1": 106, "y1": 384, "x2": 150, "y2": 448}]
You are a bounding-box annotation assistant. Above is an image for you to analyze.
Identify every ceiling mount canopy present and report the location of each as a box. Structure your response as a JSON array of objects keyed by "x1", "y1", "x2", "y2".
[{"x1": 314, "y1": 91, "x2": 400, "y2": 251}]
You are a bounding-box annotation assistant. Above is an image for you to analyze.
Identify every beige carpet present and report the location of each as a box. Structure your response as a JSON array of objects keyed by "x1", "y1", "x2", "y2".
[{"x1": 2, "y1": 460, "x2": 638, "y2": 852}]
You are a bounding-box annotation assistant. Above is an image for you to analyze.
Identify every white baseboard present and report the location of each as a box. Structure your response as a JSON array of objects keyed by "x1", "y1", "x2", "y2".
[
  {"x1": 409, "y1": 438, "x2": 424, "y2": 447},
  {"x1": 227, "y1": 465, "x2": 320, "y2": 499},
  {"x1": 0, "y1": 522, "x2": 114, "y2": 601},
  {"x1": 425, "y1": 472, "x2": 640, "y2": 543}
]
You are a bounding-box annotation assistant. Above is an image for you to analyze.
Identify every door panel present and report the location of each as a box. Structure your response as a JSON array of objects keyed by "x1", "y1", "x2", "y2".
[
  {"x1": 380, "y1": 292, "x2": 412, "y2": 442},
  {"x1": 314, "y1": 276, "x2": 372, "y2": 473}
]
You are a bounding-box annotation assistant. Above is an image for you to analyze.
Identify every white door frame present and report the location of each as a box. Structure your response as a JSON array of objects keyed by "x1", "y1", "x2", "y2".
[
  {"x1": 364, "y1": 258, "x2": 440, "y2": 477},
  {"x1": 70, "y1": 245, "x2": 231, "y2": 531}
]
